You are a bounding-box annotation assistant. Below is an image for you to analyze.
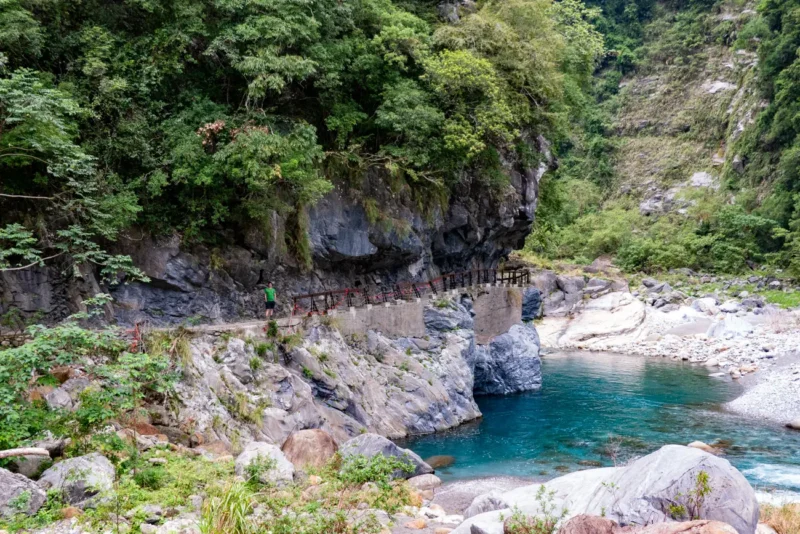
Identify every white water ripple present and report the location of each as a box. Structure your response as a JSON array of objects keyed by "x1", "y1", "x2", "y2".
[{"x1": 744, "y1": 463, "x2": 800, "y2": 495}]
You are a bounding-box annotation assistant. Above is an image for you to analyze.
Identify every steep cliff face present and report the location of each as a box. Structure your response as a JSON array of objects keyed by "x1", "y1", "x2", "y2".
[
  {"x1": 151, "y1": 297, "x2": 541, "y2": 448},
  {"x1": 612, "y1": 6, "x2": 762, "y2": 217},
  {"x1": 1, "y1": 136, "x2": 549, "y2": 326}
]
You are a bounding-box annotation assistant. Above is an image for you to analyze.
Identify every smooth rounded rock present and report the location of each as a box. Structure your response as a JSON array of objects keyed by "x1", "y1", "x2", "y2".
[
  {"x1": 452, "y1": 445, "x2": 759, "y2": 534},
  {"x1": 407, "y1": 474, "x2": 442, "y2": 492},
  {"x1": 281, "y1": 429, "x2": 338, "y2": 470},
  {"x1": 558, "y1": 514, "x2": 618, "y2": 534},
  {"x1": 234, "y1": 442, "x2": 294, "y2": 485},
  {"x1": 425, "y1": 455, "x2": 455, "y2": 469}
]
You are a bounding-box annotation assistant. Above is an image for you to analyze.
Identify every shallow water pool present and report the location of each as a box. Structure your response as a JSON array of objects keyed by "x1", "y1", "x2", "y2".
[{"x1": 400, "y1": 351, "x2": 800, "y2": 494}]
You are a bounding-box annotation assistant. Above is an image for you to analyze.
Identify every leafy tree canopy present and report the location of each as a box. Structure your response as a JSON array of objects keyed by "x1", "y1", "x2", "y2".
[{"x1": 0, "y1": 0, "x2": 604, "y2": 270}]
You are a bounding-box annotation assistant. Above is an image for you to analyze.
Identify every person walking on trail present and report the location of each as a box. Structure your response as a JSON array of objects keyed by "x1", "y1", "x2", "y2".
[{"x1": 264, "y1": 282, "x2": 276, "y2": 319}]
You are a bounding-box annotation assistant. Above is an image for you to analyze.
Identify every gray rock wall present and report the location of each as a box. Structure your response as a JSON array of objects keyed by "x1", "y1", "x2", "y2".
[
  {"x1": 1, "y1": 135, "x2": 550, "y2": 328},
  {"x1": 159, "y1": 296, "x2": 541, "y2": 447}
]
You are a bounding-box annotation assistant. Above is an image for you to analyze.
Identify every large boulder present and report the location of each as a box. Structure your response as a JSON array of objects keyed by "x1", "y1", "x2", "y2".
[
  {"x1": 38, "y1": 453, "x2": 115, "y2": 508},
  {"x1": 234, "y1": 442, "x2": 294, "y2": 485},
  {"x1": 464, "y1": 490, "x2": 509, "y2": 519},
  {"x1": 541, "y1": 275, "x2": 585, "y2": 316},
  {"x1": 558, "y1": 516, "x2": 737, "y2": 534},
  {"x1": 558, "y1": 515, "x2": 618, "y2": 534},
  {"x1": 339, "y1": 433, "x2": 433, "y2": 479},
  {"x1": 584, "y1": 278, "x2": 613, "y2": 297},
  {"x1": 707, "y1": 316, "x2": 753, "y2": 339},
  {"x1": 521, "y1": 288, "x2": 543, "y2": 321},
  {"x1": 634, "y1": 521, "x2": 738, "y2": 533},
  {"x1": 0, "y1": 467, "x2": 47, "y2": 518},
  {"x1": 453, "y1": 445, "x2": 759, "y2": 534},
  {"x1": 472, "y1": 324, "x2": 541, "y2": 395},
  {"x1": 280, "y1": 429, "x2": 338, "y2": 470},
  {"x1": 692, "y1": 298, "x2": 720, "y2": 316},
  {"x1": 557, "y1": 292, "x2": 646, "y2": 347}
]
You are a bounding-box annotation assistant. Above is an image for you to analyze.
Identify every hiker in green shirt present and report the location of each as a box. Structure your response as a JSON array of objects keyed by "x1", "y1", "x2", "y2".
[{"x1": 264, "y1": 282, "x2": 276, "y2": 319}]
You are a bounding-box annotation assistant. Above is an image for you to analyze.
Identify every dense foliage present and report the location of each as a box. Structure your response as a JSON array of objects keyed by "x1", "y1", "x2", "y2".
[
  {"x1": 526, "y1": 0, "x2": 800, "y2": 276},
  {"x1": 731, "y1": 0, "x2": 800, "y2": 275},
  {"x1": 0, "y1": 296, "x2": 176, "y2": 452},
  {"x1": 0, "y1": 0, "x2": 603, "y2": 269}
]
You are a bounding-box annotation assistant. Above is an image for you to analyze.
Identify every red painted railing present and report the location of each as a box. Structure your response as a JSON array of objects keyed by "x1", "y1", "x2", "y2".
[{"x1": 291, "y1": 268, "x2": 530, "y2": 317}]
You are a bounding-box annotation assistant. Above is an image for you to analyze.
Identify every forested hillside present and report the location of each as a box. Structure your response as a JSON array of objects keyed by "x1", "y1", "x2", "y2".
[
  {"x1": 0, "y1": 0, "x2": 601, "y2": 277},
  {"x1": 2, "y1": 0, "x2": 800, "y2": 325},
  {"x1": 526, "y1": 0, "x2": 800, "y2": 277}
]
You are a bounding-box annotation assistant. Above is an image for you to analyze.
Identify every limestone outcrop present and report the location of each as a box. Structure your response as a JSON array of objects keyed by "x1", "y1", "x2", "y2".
[
  {"x1": 1, "y1": 134, "x2": 551, "y2": 327},
  {"x1": 472, "y1": 324, "x2": 541, "y2": 395}
]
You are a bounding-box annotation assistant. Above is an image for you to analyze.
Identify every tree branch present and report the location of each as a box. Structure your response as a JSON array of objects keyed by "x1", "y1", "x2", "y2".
[
  {"x1": 0, "y1": 252, "x2": 65, "y2": 271},
  {"x1": 0, "y1": 447, "x2": 50, "y2": 459},
  {"x1": 0, "y1": 193, "x2": 55, "y2": 200}
]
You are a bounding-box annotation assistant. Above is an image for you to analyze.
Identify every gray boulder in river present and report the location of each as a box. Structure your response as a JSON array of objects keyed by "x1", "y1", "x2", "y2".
[
  {"x1": 472, "y1": 324, "x2": 541, "y2": 395},
  {"x1": 454, "y1": 445, "x2": 759, "y2": 534}
]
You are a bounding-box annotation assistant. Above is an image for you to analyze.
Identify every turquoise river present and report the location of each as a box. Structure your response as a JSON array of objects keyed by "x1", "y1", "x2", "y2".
[{"x1": 401, "y1": 351, "x2": 800, "y2": 497}]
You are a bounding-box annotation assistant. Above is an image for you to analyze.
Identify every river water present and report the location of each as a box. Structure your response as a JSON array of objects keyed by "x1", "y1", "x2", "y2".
[{"x1": 401, "y1": 351, "x2": 800, "y2": 496}]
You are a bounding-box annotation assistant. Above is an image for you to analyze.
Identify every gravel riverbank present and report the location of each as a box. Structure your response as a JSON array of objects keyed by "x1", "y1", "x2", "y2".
[{"x1": 538, "y1": 291, "x2": 800, "y2": 427}]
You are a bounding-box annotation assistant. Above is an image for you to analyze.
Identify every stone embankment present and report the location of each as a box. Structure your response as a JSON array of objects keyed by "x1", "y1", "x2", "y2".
[{"x1": 530, "y1": 268, "x2": 800, "y2": 427}]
